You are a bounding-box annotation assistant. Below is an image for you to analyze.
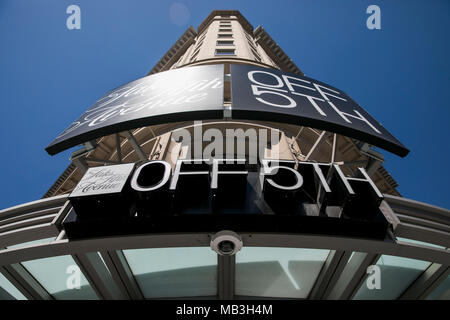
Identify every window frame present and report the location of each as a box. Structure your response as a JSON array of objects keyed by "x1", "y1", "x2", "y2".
[
  {"x1": 215, "y1": 48, "x2": 236, "y2": 56},
  {"x1": 216, "y1": 40, "x2": 235, "y2": 46}
]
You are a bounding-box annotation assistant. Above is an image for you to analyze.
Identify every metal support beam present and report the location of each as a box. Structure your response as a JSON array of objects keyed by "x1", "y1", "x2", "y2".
[
  {"x1": 149, "y1": 127, "x2": 156, "y2": 138},
  {"x1": 0, "y1": 286, "x2": 15, "y2": 300},
  {"x1": 331, "y1": 134, "x2": 338, "y2": 163},
  {"x1": 124, "y1": 131, "x2": 147, "y2": 161},
  {"x1": 400, "y1": 264, "x2": 449, "y2": 300},
  {"x1": 0, "y1": 266, "x2": 33, "y2": 300},
  {"x1": 366, "y1": 158, "x2": 382, "y2": 176},
  {"x1": 1, "y1": 264, "x2": 52, "y2": 300},
  {"x1": 72, "y1": 252, "x2": 126, "y2": 300},
  {"x1": 305, "y1": 131, "x2": 330, "y2": 161},
  {"x1": 418, "y1": 266, "x2": 450, "y2": 299},
  {"x1": 51, "y1": 200, "x2": 72, "y2": 230},
  {"x1": 326, "y1": 252, "x2": 380, "y2": 300},
  {"x1": 115, "y1": 133, "x2": 122, "y2": 162},
  {"x1": 56, "y1": 230, "x2": 66, "y2": 241},
  {"x1": 218, "y1": 254, "x2": 235, "y2": 300},
  {"x1": 379, "y1": 199, "x2": 401, "y2": 230},
  {"x1": 294, "y1": 126, "x2": 304, "y2": 140},
  {"x1": 309, "y1": 250, "x2": 351, "y2": 299},
  {"x1": 99, "y1": 250, "x2": 144, "y2": 300},
  {"x1": 85, "y1": 157, "x2": 122, "y2": 165},
  {"x1": 72, "y1": 157, "x2": 88, "y2": 175}
]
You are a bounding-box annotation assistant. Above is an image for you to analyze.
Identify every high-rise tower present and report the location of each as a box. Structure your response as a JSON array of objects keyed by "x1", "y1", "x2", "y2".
[
  {"x1": 45, "y1": 11, "x2": 400, "y2": 198},
  {"x1": 0, "y1": 10, "x2": 448, "y2": 301}
]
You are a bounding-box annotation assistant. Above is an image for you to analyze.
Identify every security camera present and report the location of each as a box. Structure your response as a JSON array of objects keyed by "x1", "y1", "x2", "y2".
[{"x1": 210, "y1": 230, "x2": 243, "y2": 256}]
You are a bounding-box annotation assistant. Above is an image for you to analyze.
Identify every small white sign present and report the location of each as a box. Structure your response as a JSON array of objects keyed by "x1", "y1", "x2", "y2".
[{"x1": 70, "y1": 163, "x2": 135, "y2": 197}]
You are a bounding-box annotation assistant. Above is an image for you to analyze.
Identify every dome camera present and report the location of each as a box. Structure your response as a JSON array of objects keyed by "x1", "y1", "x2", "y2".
[{"x1": 210, "y1": 230, "x2": 243, "y2": 256}]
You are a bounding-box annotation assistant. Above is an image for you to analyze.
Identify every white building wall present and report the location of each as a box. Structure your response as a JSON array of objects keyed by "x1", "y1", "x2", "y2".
[{"x1": 171, "y1": 14, "x2": 279, "y2": 69}]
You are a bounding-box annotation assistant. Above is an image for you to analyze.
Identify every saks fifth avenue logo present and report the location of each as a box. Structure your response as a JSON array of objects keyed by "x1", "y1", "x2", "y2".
[
  {"x1": 54, "y1": 69, "x2": 223, "y2": 140},
  {"x1": 71, "y1": 163, "x2": 135, "y2": 197}
]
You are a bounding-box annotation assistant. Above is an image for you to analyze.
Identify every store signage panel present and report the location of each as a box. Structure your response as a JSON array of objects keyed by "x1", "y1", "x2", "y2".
[
  {"x1": 70, "y1": 163, "x2": 135, "y2": 197},
  {"x1": 230, "y1": 64, "x2": 409, "y2": 157},
  {"x1": 46, "y1": 64, "x2": 225, "y2": 155},
  {"x1": 65, "y1": 159, "x2": 388, "y2": 240}
]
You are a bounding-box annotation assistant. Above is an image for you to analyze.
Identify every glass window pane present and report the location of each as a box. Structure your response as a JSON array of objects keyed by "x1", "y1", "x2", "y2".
[
  {"x1": 0, "y1": 272, "x2": 26, "y2": 300},
  {"x1": 353, "y1": 255, "x2": 431, "y2": 300},
  {"x1": 396, "y1": 237, "x2": 446, "y2": 250},
  {"x1": 6, "y1": 237, "x2": 56, "y2": 250},
  {"x1": 426, "y1": 275, "x2": 450, "y2": 300},
  {"x1": 217, "y1": 40, "x2": 234, "y2": 46},
  {"x1": 123, "y1": 247, "x2": 217, "y2": 298},
  {"x1": 215, "y1": 49, "x2": 235, "y2": 56},
  {"x1": 21, "y1": 255, "x2": 98, "y2": 300},
  {"x1": 235, "y1": 247, "x2": 330, "y2": 298}
]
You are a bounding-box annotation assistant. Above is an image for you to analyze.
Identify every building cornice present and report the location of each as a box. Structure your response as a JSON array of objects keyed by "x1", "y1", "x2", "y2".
[
  {"x1": 147, "y1": 26, "x2": 197, "y2": 75},
  {"x1": 254, "y1": 25, "x2": 304, "y2": 76},
  {"x1": 197, "y1": 10, "x2": 254, "y2": 35}
]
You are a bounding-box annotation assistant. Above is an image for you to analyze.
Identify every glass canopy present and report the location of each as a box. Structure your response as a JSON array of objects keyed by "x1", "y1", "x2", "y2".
[
  {"x1": 426, "y1": 275, "x2": 450, "y2": 300},
  {"x1": 353, "y1": 255, "x2": 431, "y2": 300},
  {"x1": 123, "y1": 247, "x2": 217, "y2": 298},
  {"x1": 1, "y1": 243, "x2": 446, "y2": 300},
  {"x1": 0, "y1": 272, "x2": 26, "y2": 300},
  {"x1": 235, "y1": 247, "x2": 330, "y2": 298},
  {"x1": 20, "y1": 255, "x2": 98, "y2": 300}
]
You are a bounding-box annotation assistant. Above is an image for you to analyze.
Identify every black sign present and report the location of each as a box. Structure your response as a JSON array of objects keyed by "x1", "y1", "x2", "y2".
[
  {"x1": 64, "y1": 159, "x2": 388, "y2": 240},
  {"x1": 230, "y1": 64, "x2": 409, "y2": 157},
  {"x1": 46, "y1": 64, "x2": 225, "y2": 155}
]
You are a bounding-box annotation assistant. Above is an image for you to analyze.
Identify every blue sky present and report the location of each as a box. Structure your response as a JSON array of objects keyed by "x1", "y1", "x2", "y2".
[{"x1": 0, "y1": 0, "x2": 449, "y2": 210}]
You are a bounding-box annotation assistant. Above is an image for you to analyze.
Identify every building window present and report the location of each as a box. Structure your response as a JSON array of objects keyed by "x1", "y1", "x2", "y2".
[
  {"x1": 218, "y1": 33, "x2": 233, "y2": 38},
  {"x1": 216, "y1": 40, "x2": 234, "y2": 46},
  {"x1": 215, "y1": 49, "x2": 236, "y2": 56},
  {"x1": 219, "y1": 28, "x2": 232, "y2": 32}
]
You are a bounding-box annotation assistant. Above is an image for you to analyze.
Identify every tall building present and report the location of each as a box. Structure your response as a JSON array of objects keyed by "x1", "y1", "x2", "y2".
[{"x1": 0, "y1": 10, "x2": 448, "y2": 300}]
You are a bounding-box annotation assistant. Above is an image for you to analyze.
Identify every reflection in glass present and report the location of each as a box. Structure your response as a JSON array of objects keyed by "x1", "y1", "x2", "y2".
[
  {"x1": 396, "y1": 237, "x2": 445, "y2": 250},
  {"x1": 235, "y1": 247, "x2": 330, "y2": 298},
  {"x1": 0, "y1": 272, "x2": 26, "y2": 300},
  {"x1": 123, "y1": 247, "x2": 217, "y2": 298},
  {"x1": 427, "y1": 275, "x2": 450, "y2": 300},
  {"x1": 353, "y1": 255, "x2": 431, "y2": 300},
  {"x1": 21, "y1": 255, "x2": 98, "y2": 300}
]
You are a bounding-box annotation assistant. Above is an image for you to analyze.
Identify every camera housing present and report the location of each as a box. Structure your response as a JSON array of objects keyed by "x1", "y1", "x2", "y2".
[{"x1": 210, "y1": 230, "x2": 243, "y2": 256}]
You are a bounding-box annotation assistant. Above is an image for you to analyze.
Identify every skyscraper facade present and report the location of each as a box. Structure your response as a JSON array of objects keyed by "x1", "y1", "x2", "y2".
[{"x1": 0, "y1": 10, "x2": 448, "y2": 300}]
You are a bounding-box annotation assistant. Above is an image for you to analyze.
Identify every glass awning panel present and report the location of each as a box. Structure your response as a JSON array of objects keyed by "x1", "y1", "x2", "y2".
[
  {"x1": 353, "y1": 255, "x2": 431, "y2": 299},
  {"x1": 235, "y1": 247, "x2": 330, "y2": 298},
  {"x1": 123, "y1": 247, "x2": 217, "y2": 299},
  {"x1": 6, "y1": 237, "x2": 56, "y2": 251},
  {"x1": 0, "y1": 272, "x2": 26, "y2": 300},
  {"x1": 426, "y1": 275, "x2": 450, "y2": 300},
  {"x1": 20, "y1": 255, "x2": 98, "y2": 300}
]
